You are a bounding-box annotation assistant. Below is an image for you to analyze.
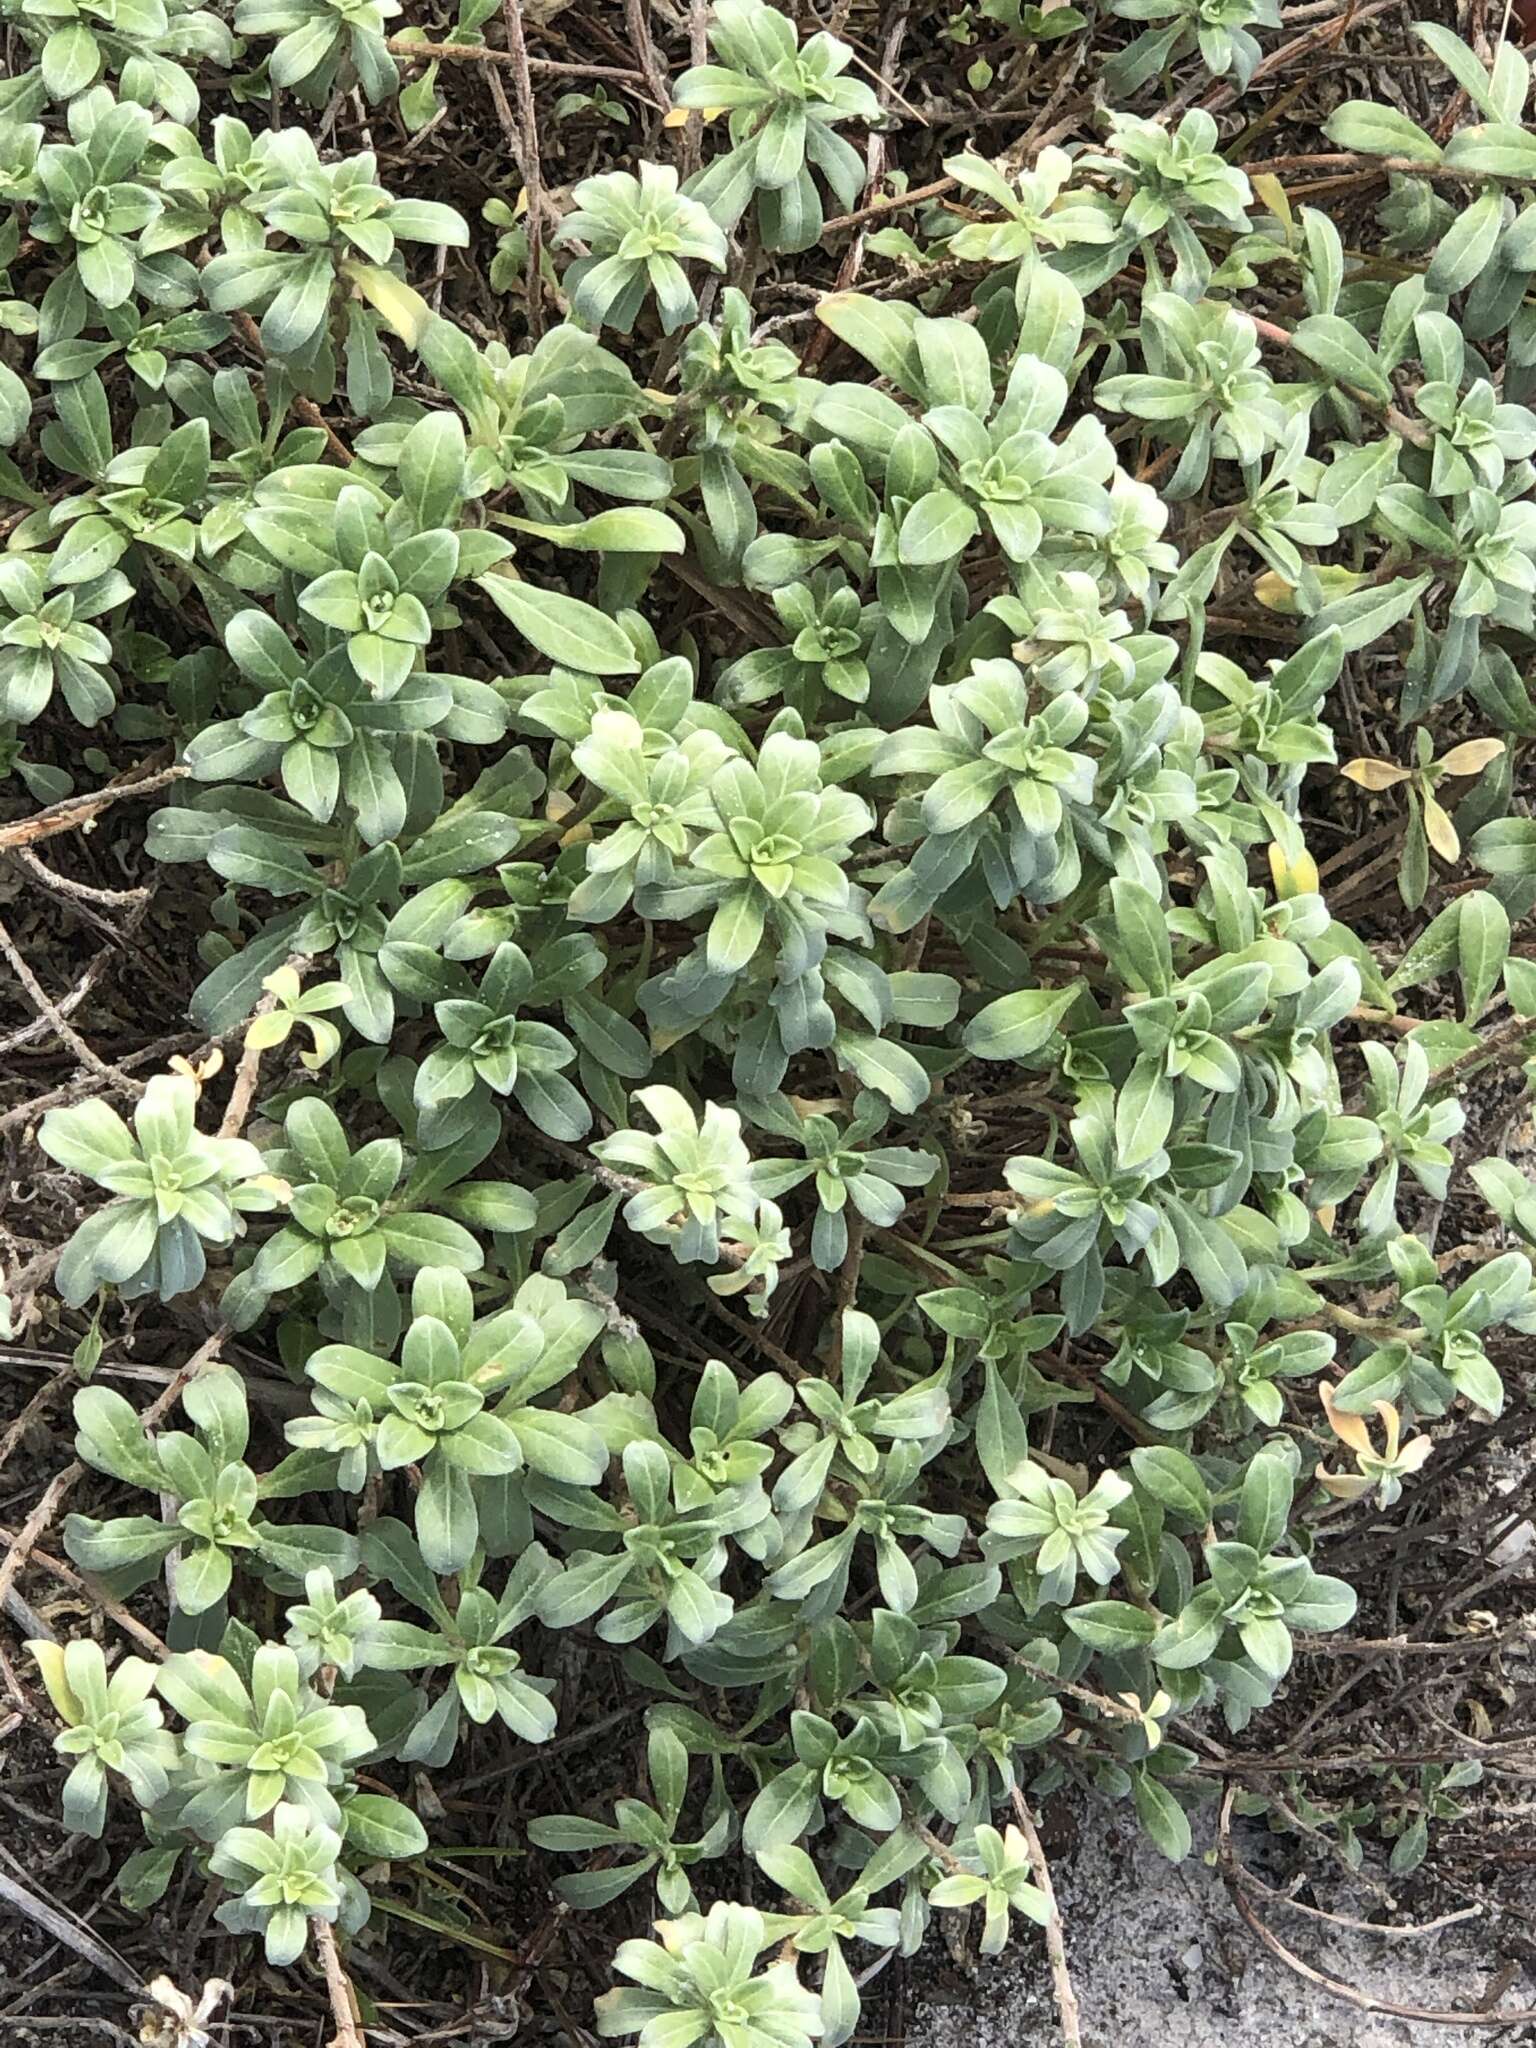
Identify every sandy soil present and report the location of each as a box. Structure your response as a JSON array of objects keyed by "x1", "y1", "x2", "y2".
[{"x1": 910, "y1": 1805, "x2": 1536, "y2": 2048}]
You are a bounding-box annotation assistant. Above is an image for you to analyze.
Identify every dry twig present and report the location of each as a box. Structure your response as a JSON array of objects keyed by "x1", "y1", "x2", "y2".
[
  {"x1": 0, "y1": 762, "x2": 188, "y2": 852},
  {"x1": 313, "y1": 1915, "x2": 367, "y2": 2048},
  {"x1": 0, "y1": 1324, "x2": 228, "y2": 1700},
  {"x1": 1010, "y1": 1787, "x2": 1082, "y2": 2048},
  {"x1": 1217, "y1": 1787, "x2": 1536, "y2": 2028}
]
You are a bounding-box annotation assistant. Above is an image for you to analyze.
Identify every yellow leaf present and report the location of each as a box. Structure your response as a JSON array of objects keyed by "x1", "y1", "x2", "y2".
[
  {"x1": 1340, "y1": 757, "x2": 1411, "y2": 790},
  {"x1": 655, "y1": 1918, "x2": 693, "y2": 1956},
  {"x1": 262, "y1": 965, "x2": 301, "y2": 1004},
  {"x1": 1251, "y1": 172, "x2": 1292, "y2": 229},
  {"x1": 1252, "y1": 570, "x2": 1296, "y2": 612},
  {"x1": 169, "y1": 1047, "x2": 224, "y2": 1090},
  {"x1": 26, "y1": 1639, "x2": 81, "y2": 1722},
  {"x1": 342, "y1": 261, "x2": 432, "y2": 347},
  {"x1": 1319, "y1": 1380, "x2": 1373, "y2": 1458},
  {"x1": 244, "y1": 1013, "x2": 291, "y2": 1052},
  {"x1": 1316, "y1": 1466, "x2": 1372, "y2": 1501},
  {"x1": 1423, "y1": 791, "x2": 1460, "y2": 863},
  {"x1": 1254, "y1": 564, "x2": 1362, "y2": 614},
  {"x1": 1437, "y1": 737, "x2": 1505, "y2": 777},
  {"x1": 1267, "y1": 840, "x2": 1319, "y2": 899},
  {"x1": 663, "y1": 104, "x2": 726, "y2": 125}
]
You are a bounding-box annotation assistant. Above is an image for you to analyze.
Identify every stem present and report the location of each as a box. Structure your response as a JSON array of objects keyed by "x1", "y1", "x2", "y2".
[
  {"x1": 1010, "y1": 1787, "x2": 1083, "y2": 2048},
  {"x1": 1248, "y1": 315, "x2": 1429, "y2": 446},
  {"x1": 218, "y1": 952, "x2": 307, "y2": 1140},
  {"x1": 313, "y1": 1914, "x2": 365, "y2": 2048},
  {"x1": 0, "y1": 760, "x2": 188, "y2": 851},
  {"x1": 385, "y1": 36, "x2": 652, "y2": 91}
]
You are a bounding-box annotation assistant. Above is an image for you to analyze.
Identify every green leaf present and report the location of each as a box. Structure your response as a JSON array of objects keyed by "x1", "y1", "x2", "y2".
[
  {"x1": 344, "y1": 1793, "x2": 429, "y2": 1860},
  {"x1": 173, "y1": 1543, "x2": 233, "y2": 1615},
  {"x1": 1444, "y1": 123, "x2": 1536, "y2": 177},
  {"x1": 1309, "y1": 574, "x2": 1430, "y2": 655},
  {"x1": 1150, "y1": 1586, "x2": 1226, "y2": 1670},
  {"x1": 1425, "y1": 189, "x2": 1503, "y2": 294},
  {"x1": 814, "y1": 294, "x2": 923, "y2": 396},
  {"x1": 415, "y1": 1457, "x2": 476, "y2": 1574},
  {"x1": 1064, "y1": 1601, "x2": 1158, "y2": 1652},
  {"x1": 376, "y1": 1212, "x2": 484, "y2": 1273},
  {"x1": 42, "y1": 21, "x2": 101, "y2": 96},
  {"x1": 515, "y1": 508, "x2": 685, "y2": 555},
  {"x1": 1166, "y1": 1199, "x2": 1246, "y2": 1308},
  {"x1": 1132, "y1": 1769, "x2": 1191, "y2": 1862},
  {"x1": 477, "y1": 576, "x2": 639, "y2": 676},
  {"x1": 1130, "y1": 1447, "x2": 1210, "y2": 1524},
  {"x1": 537, "y1": 1550, "x2": 633, "y2": 1629},
  {"x1": 72, "y1": 1387, "x2": 165, "y2": 1489},
  {"x1": 1505, "y1": 956, "x2": 1536, "y2": 1016},
  {"x1": 898, "y1": 489, "x2": 979, "y2": 567},
  {"x1": 913, "y1": 315, "x2": 993, "y2": 412},
  {"x1": 742, "y1": 1763, "x2": 820, "y2": 1851},
  {"x1": 1414, "y1": 21, "x2": 1502, "y2": 116},
  {"x1": 976, "y1": 1358, "x2": 1030, "y2": 1498},
  {"x1": 1289, "y1": 316, "x2": 1393, "y2": 402},
  {"x1": 1115, "y1": 1054, "x2": 1174, "y2": 1172},
  {"x1": 1236, "y1": 1452, "x2": 1294, "y2": 1555},
  {"x1": 1322, "y1": 102, "x2": 1441, "y2": 160},
  {"x1": 1457, "y1": 890, "x2": 1510, "y2": 1022},
  {"x1": 397, "y1": 410, "x2": 466, "y2": 526},
  {"x1": 1109, "y1": 878, "x2": 1173, "y2": 996},
  {"x1": 1471, "y1": 818, "x2": 1536, "y2": 876}
]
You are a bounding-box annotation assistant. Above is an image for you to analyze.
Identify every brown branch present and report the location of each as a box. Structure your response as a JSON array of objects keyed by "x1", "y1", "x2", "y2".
[
  {"x1": 0, "y1": 911, "x2": 128, "y2": 1088},
  {"x1": 0, "y1": 938, "x2": 119, "y2": 1060},
  {"x1": 0, "y1": 1871, "x2": 142, "y2": 1995},
  {"x1": 680, "y1": 0, "x2": 709, "y2": 175},
  {"x1": 1241, "y1": 149, "x2": 1486, "y2": 179},
  {"x1": 9, "y1": 845, "x2": 150, "y2": 910},
  {"x1": 1248, "y1": 315, "x2": 1429, "y2": 445},
  {"x1": 313, "y1": 1915, "x2": 366, "y2": 2048},
  {"x1": 385, "y1": 35, "x2": 652, "y2": 90},
  {"x1": 0, "y1": 1374, "x2": 67, "y2": 1478},
  {"x1": 1185, "y1": 0, "x2": 1403, "y2": 119},
  {"x1": 0, "y1": 1033, "x2": 204, "y2": 1136},
  {"x1": 1010, "y1": 1788, "x2": 1082, "y2": 2048},
  {"x1": 0, "y1": 761, "x2": 188, "y2": 852},
  {"x1": 0, "y1": 1525, "x2": 170, "y2": 1660},
  {"x1": 0, "y1": 1325, "x2": 227, "y2": 1701},
  {"x1": 624, "y1": 0, "x2": 670, "y2": 120},
  {"x1": 822, "y1": 173, "x2": 959, "y2": 235},
  {"x1": 1233, "y1": 1857, "x2": 1483, "y2": 1941},
  {"x1": 0, "y1": 1465, "x2": 82, "y2": 1639},
  {"x1": 1217, "y1": 1786, "x2": 1536, "y2": 2027},
  {"x1": 217, "y1": 956, "x2": 304, "y2": 1140},
  {"x1": 664, "y1": 553, "x2": 778, "y2": 644},
  {"x1": 498, "y1": 0, "x2": 546, "y2": 339},
  {"x1": 231, "y1": 312, "x2": 352, "y2": 464}
]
